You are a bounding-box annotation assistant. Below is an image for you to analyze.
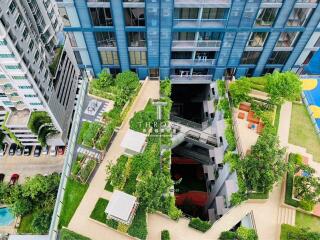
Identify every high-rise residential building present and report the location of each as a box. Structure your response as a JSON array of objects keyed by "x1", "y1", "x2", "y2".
[
  {"x1": 57, "y1": 0, "x2": 320, "y2": 82},
  {"x1": 0, "y1": 0, "x2": 80, "y2": 146}
]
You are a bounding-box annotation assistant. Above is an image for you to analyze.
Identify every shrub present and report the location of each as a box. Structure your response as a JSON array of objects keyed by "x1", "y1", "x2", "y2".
[
  {"x1": 77, "y1": 122, "x2": 90, "y2": 144},
  {"x1": 107, "y1": 155, "x2": 129, "y2": 189},
  {"x1": 160, "y1": 79, "x2": 171, "y2": 97},
  {"x1": 161, "y1": 230, "x2": 171, "y2": 240},
  {"x1": 219, "y1": 231, "x2": 237, "y2": 240},
  {"x1": 281, "y1": 224, "x2": 320, "y2": 240},
  {"x1": 236, "y1": 226, "x2": 258, "y2": 240},
  {"x1": 225, "y1": 121, "x2": 236, "y2": 151},
  {"x1": 79, "y1": 160, "x2": 96, "y2": 183},
  {"x1": 229, "y1": 78, "x2": 251, "y2": 105},
  {"x1": 31, "y1": 210, "x2": 52, "y2": 234},
  {"x1": 285, "y1": 173, "x2": 299, "y2": 207},
  {"x1": 106, "y1": 218, "x2": 118, "y2": 229},
  {"x1": 82, "y1": 122, "x2": 102, "y2": 147},
  {"x1": 217, "y1": 80, "x2": 226, "y2": 96},
  {"x1": 60, "y1": 228, "x2": 90, "y2": 240},
  {"x1": 90, "y1": 198, "x2": 108, "y2": 223},
  {"x1": 188, "y1": 218, "x2": 212, "y2": 232},
  {"x1": 127, "y1": 207, "x2": 148, "y2": 240},
  {"x1": 299, "y1": 199, "x2": 315, "y2": 211}
]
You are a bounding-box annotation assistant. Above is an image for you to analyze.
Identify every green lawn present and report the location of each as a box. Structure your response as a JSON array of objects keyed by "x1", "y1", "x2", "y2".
[
  {"x1": 18, "y1": 211, "x2": 38, "y2": 234},
  {"x1": 289, "y1": 103, "x2": 320, "y2": 162},
  {"x1": 90, "y1": 198, "x2": 108, "y2": 223},
  {"x1": 296, "y1": 211, "x2": 320, "y2": 232},
  {"x1": 60, "y1": 228, "x2": 91, "y2": 240},
  {"x1": 59, "y1": 178, "x2": 89, "y2": 228}
]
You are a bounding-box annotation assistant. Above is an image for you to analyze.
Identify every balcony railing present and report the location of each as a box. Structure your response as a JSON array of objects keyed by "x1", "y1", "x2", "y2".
[
  {"x1": 170, "y1": 74, "x2": 213, "y2": 82},
  {"x1": 171, "y1": 59, "x2": 216, "y2": 66},
  {"x1": 175, "y1": 0, "x2": 231, "y2": 5},
  {"x1": 172, "y1": 40, "x2": 221, "y2": 49},
  {"x1": 173, "y1": 19, "x2": 227, "y2": 28}
]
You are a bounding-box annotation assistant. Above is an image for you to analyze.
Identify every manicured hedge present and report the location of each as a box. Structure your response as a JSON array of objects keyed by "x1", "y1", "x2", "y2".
[
  {"x1": 285, "y1": 173, "x2": 299, "y2": 207},
  {"x1": 161, "y1": 230, "x2": 170, "y2": 240},
  {"x1": 90, "y1": 198, "x2": 109, "y2": 223},
  {"x1": 188, "y1": 218, "x2": 212, "y2": 233},
  {"x1": 127, "y1": 207, "x2": 148, "y2": 240}
]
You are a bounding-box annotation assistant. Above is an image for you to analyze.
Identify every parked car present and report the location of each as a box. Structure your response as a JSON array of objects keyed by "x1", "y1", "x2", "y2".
[
  {"x1": 23, "y1": 146, "x2": 32, "y2": 156},
  {"x1": 16, "y1": 146, "x2": 23, "y2": 156},
  {"x1": 9, "y1": 144, "x2": 17, "y2": 156},
  {"x1": 0, "y1": 143, "x2": 8, "y2": 156},
  {"x1": 0, "y1": 173, "x2": 4, "y2": 182},
  {"x1": 49, "y1": 146, "x2": 57, "y2": 156},
  {"x1": 57, "y1": 146, "x2": 65, "y2": 155},
  {"x1": 9, "y1": 174, "x2": 19, "y2": 185},
  {"x1": 42, "y1": 146, "x2": 49, "y2": 155},
  {"x1": 34, "y1": 146, "x2": 42, "y2": 157}
]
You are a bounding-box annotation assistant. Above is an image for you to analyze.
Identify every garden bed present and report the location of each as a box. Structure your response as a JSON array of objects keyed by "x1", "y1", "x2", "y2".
[
  {"x1": 284, "y1": 173, "x2": 299, "y2": 208},
  {"x1": 78, "y1": 159, "x2": 97, "y2": 183},
  {"x1": 60, "y1": 228, "x2": 90, "y2": 240},
  {"x1": 295, "y1": 211, "x2": 320, "y2": 232}
]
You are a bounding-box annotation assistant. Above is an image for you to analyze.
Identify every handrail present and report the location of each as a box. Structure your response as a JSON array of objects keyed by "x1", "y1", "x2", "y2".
[{"x1": 48, "y1": 74, "x2": 88, "y2": 240}]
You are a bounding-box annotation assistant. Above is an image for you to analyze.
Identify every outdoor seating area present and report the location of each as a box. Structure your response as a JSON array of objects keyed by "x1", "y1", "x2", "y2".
[{"x1": 237, "y1": 103, "x2": 265, "y2": 135}]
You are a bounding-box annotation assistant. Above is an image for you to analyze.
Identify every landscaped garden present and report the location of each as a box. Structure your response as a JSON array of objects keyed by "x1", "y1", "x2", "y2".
[
  {"x1": 0, "y1": 173, "x2": 60, "y2": 234},
  {"x1": 296, "y1": 211, "x2": 320, "y2": 232},
  {"x1": 280, "y1": 224, "x2": 320, "y2": 240},
  {"x1": 60, "y1": 228, "x2": 91, "y2": 240},
  {"x1": 285, "y1": 153, "x2": 320, "y2": 211},
  {"x1": 289, "y1": 103, "x2": 320, "y2": 162},
  {"x1": 219, "y1": 226, "x2": 258, "y2": 240},
  {"x1": 219, "y1": 71, "x2": 302, "y2": 205}
]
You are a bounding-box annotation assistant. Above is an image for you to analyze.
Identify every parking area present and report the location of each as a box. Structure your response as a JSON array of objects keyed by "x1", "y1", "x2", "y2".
[{"x1": 0, "y1": 153, "x2": 64, "y2": 183}]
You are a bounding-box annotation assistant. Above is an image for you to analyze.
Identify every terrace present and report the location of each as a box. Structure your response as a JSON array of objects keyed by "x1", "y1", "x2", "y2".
[{"x1": 6, "y1": 109, "x2": 31, "y2": 127}]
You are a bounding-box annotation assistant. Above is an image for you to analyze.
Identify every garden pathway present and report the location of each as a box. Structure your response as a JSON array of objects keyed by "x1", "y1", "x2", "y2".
[{"x1": 68, "y1": 79, "x2": 160, "y2": 240}]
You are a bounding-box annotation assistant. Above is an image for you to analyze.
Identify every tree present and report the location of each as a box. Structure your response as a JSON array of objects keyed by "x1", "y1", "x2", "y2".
[
  {"x1": 136, "y1": 172, "x2": 173, "y2": 212},
  {"x1": 241, "y1": 126, "x2": 286, "y2": 193},
  {"x1": 116, "y1": 71, "x2": 139, "y2": 95},
  {"x1": 229, "y1": 78, "x2": 251, "y2": 105},
  {"x1": 96, "y1": 69, "x2": 114, "y2": 89},
  {"x1": 217, "y1": 80, "x2": 226, "y2": 97},
  {"x1": 106, "y1": 155, "x2": 129, "y2": 189},
  {"x1": 160, "y1": 79, "x2": 171, "y2": 97},
  {"x1": 294, "y1": 175, "x2": 320, "y2": 208},
  {"x1": 11, "y1": 198, "x2": 32, "y2": 216},
  {"x1": 31, "y1": 210, "x2": 52, "y2": 234},
  {"x1": 266, "y1": 71, "x2": 302, "y2": 104}
]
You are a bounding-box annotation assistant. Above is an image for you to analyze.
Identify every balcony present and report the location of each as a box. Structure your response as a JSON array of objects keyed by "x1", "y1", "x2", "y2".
[
  {"x1": 170, "y1": 74, "x2": 213, "y2": 84},
  {"x1": 172, "y1": 40, "x2": 221, "y2": 51},
  {"x1": 174, "y1": 0, "x2": 231, "y2": 8},
  {"x1": 173, "y1": 19, "x2": 227, "y2": 29},
  {"x1": 8, "y1": 95, "x2": 21, "y2": 102},
  {"x1": 171, "y1": 58, "x2": 216, "y2": 67}
]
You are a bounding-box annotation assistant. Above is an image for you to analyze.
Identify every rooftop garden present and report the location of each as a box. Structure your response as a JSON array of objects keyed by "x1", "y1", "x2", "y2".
[
  {"x1": 219, "y1": 226, "x2": 258, "y2": 240},
  {"x1": 1, "y1": 112, "x2": 22, "y2": 146},
  {"x1": 28, "y1": 111, "x2": 59, "y2": 147},
  {"x1": 289, "y1": 103, "x2": 320, "y2": 162},
  {"x1": 285, "y1": 153, "x2": 320, "y2": 211},
  {"x1": 220, "y1": 71, "x2": 302, "y2": 204},
  {"x1": 60, "y1": 228, "x2": 91, "y2": 240},
  {"x1": 49, "y1": 46, "x2": 63, "y2": 76},
  {"x1": 78, "y1": 70, "x2": 141, "y2": 151},
  {"x1": 0, "y1": 173, "x2": 60, "y2": 234},
  {"x1": 296, "y1": 211, "x2": 320, "y2": 232}
]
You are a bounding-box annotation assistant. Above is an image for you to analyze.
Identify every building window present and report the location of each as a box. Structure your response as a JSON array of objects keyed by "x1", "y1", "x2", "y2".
[
  {"x1": 303, "y1": 51, "x2": 315, "y2": 64},
  {"x1": 95, "y1": 32, "x2": 116, "y2": 47},
  {"x1": 99, "y1": 51, "x2": 119, "y2": 65},
  {"x1": 129, "y1": 51, "x2": 147, "y2": 65},
  {"x1": 0, "y1": 40, "x2": 7, "y2": 45},
  {"x1": 12, "y1": 75, "x2": 27, "y2": 80},
  {"x1": 9, "y1": 1, "x2": 16, "y2": 14},
  {"x1": 29, "y1": 40, "x2": 34, "y2": 50},
  {"x1": 173, "y1": 32, "x2": 195, "y2": 41},
  {"x1": 24, "y1": 94, "x2": 37, "y2": 97},
  {"x1": 174, "y1": 8, "x2": 198, "y2": 19},
  {"x1": 16, "y1": 15, "x2": 23, "y2": 27},
  {"x1": 5, "y1": 65, "x2": 21, "y2": 70},
  {"x1": 255, "y1": 8, "x2": 278, "y2": 26},
  {"x1": 74, "y1": 51, "x2": 83, "y2": 65},
  {"x1": 287, "y1": 8, "x2": 313, "y2": 27},
  {"x1": 127, "y1": 32, "x2": 146, "y2": 47},
  {"x1": 125, "y1": 8, "x2": 145, "y2": 26},
  {"x1": 171, "y1": 51, "x2": 193, "y2": 59},
  {"x1": 2, "y1": 101, "x2": 13, "y2": 106},
  {"x1": 34, "y1": 51, "x2": 39, "y2": 62},
  {"x1": 67, "y1": 32, "x2": 77, "y2": 47},
  {"x1": 23, "y1": 29, "x2": 29, "y2": 40},
  {"x1": 276, "y1": 32, "x2": 300, "y2": 47},
  {"x1": 240, "y1": 51, "x2": 261, "y2": 64},
  {"x1": 58, "y1": 7, "x2": 70, "y2": 26},
  {"x1": 314, "y1": 37, "x2": 320, "y2": 47},
  {"x1": 18, "y1": 85, "x2": 32, "y2": 89},
  {"x1": 202, "y1": 8, "x2": 228, "y2": 19},
  {"x1": 247, "y1": 32, "x2": 269, "y2": 47},
  {"x1": 89, "y1": 8, "x2": 113, "y2": 26},
  {"x1": 30, "y1": 102, "x2": 42, "y2": 106},
  {"x1": 198, "y1": 32, "x2": 223, "y2": 41},
  {"x1": 267, "y1": 51, "x2": 291, "y2": 64}
]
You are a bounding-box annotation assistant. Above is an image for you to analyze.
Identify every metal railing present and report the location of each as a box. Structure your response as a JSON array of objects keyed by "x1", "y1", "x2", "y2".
[
  {"x1": 48, "y1": 75, "x2": 88, "y2": 240},
  {"x1": 173, "y1": 19, "x2": 227, "y2": 28},
  {"x1": 170, "y1": 74, "x2": 213, "y2": 82},
  {"x1": 174, "y1": 0, "x2": 231, "y2": 4},
  {"x1": 171, "y1": 58, "x2": 216, "y2": 66},
  {"x1": 172, "y1": 40, "x2": 221, "y2": 49}
]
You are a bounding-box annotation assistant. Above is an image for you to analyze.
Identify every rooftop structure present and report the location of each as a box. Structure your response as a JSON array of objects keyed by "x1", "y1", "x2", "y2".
[
  {"x1": 120, "y1": 129, "x2": 147, "y2": 155},
  {"x1": 6, "y1": 109, "x2": 30, "y2": 127},
  {"x1": 105, "y1": 190, "x2": 138, "y2": 225}
]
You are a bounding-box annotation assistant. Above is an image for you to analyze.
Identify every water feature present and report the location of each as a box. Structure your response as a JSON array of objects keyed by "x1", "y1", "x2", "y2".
[{"x1": 0, "y1": 208, "x2": 14, "y2": 226}]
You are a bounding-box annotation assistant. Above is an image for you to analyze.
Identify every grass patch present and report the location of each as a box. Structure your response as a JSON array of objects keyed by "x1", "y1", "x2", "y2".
[
  {"x1": 60, "y1": 228, "x2": 90, "y2": 240},
  {"x1": 296, "y1": 211, "x2": 320, "y2": 232},
  {"x1": 127, "y1": 207, "x2": 148, "y2": 240},
  {"x1": 17, "y1": 211, "x2": 38, "y2": 234},
  {"x1": 59, "y1": 178, "x2": 89, "y2": 228},
  {"x1": 274, "y1": 104, "x2": 281, "y2": 132},
  {"x1": 90, "y1": 198, "x2": 108, "y2": 223},
  {"x1": 122, "y1": 173, "x2": 137, "y2": 195},
  {"x1": 247, "y1": 191, "x2": 269, "y2": 199},
  {"x1": 285, "y1": 173, "x2": 299, "y2": 207},
  {"x1": 280, "y1": 223, "x2": 320, "y2": 240},
  {"x1": 289, "y1": 103, "x2": 320, "y2": 162},
  {"x1": 104, "y1": 180, "x2": 114, "y2": 192}
]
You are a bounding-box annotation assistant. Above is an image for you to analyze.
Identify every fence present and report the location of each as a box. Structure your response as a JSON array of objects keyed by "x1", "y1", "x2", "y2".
[{"x1": 48, "y1": 75, "x2": 88, "y2": 240}]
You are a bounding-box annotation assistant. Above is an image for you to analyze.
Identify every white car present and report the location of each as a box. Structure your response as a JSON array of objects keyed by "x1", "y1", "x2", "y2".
[{"x1": 49, "y1": 146, "x2": 57, "y2": 156}]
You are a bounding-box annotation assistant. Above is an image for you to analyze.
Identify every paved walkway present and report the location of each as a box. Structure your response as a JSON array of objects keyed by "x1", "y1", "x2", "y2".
[{"x1": 68, "y1": 80, "x2": 160, "y2": 240}]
